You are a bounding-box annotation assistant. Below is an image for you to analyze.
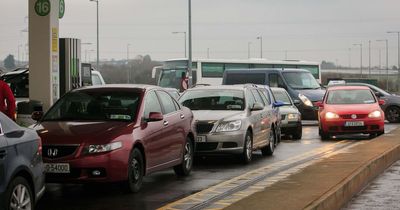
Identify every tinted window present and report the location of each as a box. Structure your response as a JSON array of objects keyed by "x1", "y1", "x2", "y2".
[
  {"x1": 246, "y1": 90, "x2": 256, "y2": 107},
  {"x1": 225, "y1": 63, "x2": 250, "y2": 70},
  {"x1": 157, "y1": 91, "x2": 177, "y2": 114},
  {"x1": 326, "y1": 89, "x2": 376, "y2": 104},
  {"x1": 179, "y1": 90, "x2": 245, "y2": 111},
  {"x1": 269, "y1": 74, "x2": 285, "y2": 88},
  {"x1": 202, "y1": 63, "x2": 224, "y2": 77},
  {"x1": 44, "y1": 90, "x2": 140, "y2": 121},
  {"x1": 251, "y1": 89, "x2": 264, "y2": 105},
  {"x1": 225, "y1": 73, "x2": 266, "y2": 85},
  {"x1": 143, "y1": 91, "x2": 162, "y2": 119}
]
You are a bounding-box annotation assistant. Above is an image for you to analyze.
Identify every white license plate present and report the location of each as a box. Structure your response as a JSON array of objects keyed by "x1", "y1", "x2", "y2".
[
  {"x1": 196, "y1": 136, "x2": 207, "y2": 142},
  {"x1": 345, "y1": 121, "x2": 364, "y2": 127},
  {"x1": 44, "y1": 163, "x2": 70, "y2": 173}
]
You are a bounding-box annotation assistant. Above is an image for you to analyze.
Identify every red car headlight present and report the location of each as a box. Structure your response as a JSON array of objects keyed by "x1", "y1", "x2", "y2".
[
  {"x1": 368, "y1": 111, "x2": 382, "y2": 118},
  {"x1": 325, "y1": 112, "x2": 339, "y2": 119},
  {"x1": 85, "y1": 141, "x2": 122, "y2": 154}
]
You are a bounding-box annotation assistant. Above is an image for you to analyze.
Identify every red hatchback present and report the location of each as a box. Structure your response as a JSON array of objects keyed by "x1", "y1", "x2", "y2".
[
  {"x1": 317, "y1": 86, "x2": 385, "y2": 140},
  {"x1": 32, "y1": 85, "x2": 195, "y2": 192}
]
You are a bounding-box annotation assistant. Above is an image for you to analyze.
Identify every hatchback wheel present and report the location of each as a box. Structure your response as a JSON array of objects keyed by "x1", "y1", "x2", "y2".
[
  {"x1": 241, "y1": 132, "x2": 253, "y2": 163},
  {"x1": 174, "y1": 137, "x2": 193, "y2": 176},
  {"x1": 124, "y1": 148, "x2": 144, "y2": 193},
  {"x1": 320, "y1": 130, "x2": 331, "y2": 140},
  {"x1": 385, "y1": 106, "x2": 400, "y2": 123},
  {"x1": 5, "y1": 177, "x2": 33, "y2": 210},
  {"x1": 261, "y1": 128, "x2": 275, "y2": 156}
]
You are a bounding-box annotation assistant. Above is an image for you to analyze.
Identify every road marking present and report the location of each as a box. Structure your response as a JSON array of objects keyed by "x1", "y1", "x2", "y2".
[{"x1": 158, "y1": 141, "x2": 356, "y2": 210}]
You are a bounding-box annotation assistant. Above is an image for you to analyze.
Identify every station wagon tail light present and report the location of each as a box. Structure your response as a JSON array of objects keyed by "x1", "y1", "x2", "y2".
[
  {"x1": 325, "y1": 112, "x2": 339, "y2": 119},
  {"x1": 86, "y1": 141, "x2": 122, "y2": 154},
  {"x1": 368, "y1": 111, "x2": 382, "y2": 118},
  {"x1": 215, "y1": 120, "x2": 242, "y2": 132}
]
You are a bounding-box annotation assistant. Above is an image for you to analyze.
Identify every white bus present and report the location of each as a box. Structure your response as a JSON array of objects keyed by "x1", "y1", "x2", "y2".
[{"x1": 155, "y1": 58, "x2": 321, "y2": 90}]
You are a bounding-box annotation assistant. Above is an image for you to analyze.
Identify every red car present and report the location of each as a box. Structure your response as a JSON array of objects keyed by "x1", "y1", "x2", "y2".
[
  {"x1": 316, "y1": 86, "x2": 385, "y2": 140},
  {"x1": 32, "y1": 85, "x2": 195, "y2": 192}
]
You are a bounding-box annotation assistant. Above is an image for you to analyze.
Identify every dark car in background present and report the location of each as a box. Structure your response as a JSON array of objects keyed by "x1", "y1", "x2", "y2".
[
  {"x1": 32, "y1": 85, "x2": 195, "y2": 193},
  {"x1": 222, "y1": 69, "x2": 325, "y2": 120},
  {"x1": 0, "y1": 112, "x2": 45, "y2": 210}
]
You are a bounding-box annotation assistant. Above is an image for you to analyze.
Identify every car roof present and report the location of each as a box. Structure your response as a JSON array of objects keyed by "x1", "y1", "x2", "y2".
[
  {"x1": 188, "y1": 84, "x2": 257, "y2": 91},
  {"x1": 72, "y1": 84, "x2": 160, "y2": 92},
  {"x1": 327, "y1": 85, "x2": 371, "y2": 91}
]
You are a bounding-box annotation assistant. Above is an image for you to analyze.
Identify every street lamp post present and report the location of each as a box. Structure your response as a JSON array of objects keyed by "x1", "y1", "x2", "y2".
[
  {"x1": 257, "y1": 36, "x2": 263, "y2": 58},
  {"x1": 387, "y1": 31, "x2": 400, "y2": 91},
  {"x1": 377, "y1": 39, "x2": 389, "y2": 91},
  {"x1": 172, "y1": 31, "x2": 187, "y2": 58},
  {"x1": 353, "y1": 43, "x2": 363, "y2": 77},
  {"x1": 127, "y1": 44, "x2": 131, "y2": 84},
  {"x1": 187, "y1": 0, "x2": 192, "y2": 88},
  {"x1": 90, "y1": 0, "x2": 99, "y2": 71},
  {"x1": 247, "y1": 42, "x2": 251, "y2": 59}
]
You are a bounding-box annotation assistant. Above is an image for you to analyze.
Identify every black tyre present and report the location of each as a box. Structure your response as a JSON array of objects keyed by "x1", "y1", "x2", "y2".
[
  {"x1": 292, "y1": 124, "x2": 302, "y2": 140},
  {"x1": 378, "y1": 130, "x2": 385, "y2": 136},
  {"x1": 3, "y1": 176, "x2": 34, "y2": 210},
  {"x1": 320, "y1": 131, "x2": 331, "y2": 140},
  {"x1": 261, "y1": 128, "x2": 275, "y2": 156},
  {"x1": 241, "y1": 131, "x2": 253, "y2": 163},
  {"x1": 385, "y1": 106, "x2": 400, "y2": 123},
  {"x1": 124, "y1": 148, "x2": 144, "y2": 193},
  {"x1": 174, "y1": 137, "x2": 194, "y2": 176}
]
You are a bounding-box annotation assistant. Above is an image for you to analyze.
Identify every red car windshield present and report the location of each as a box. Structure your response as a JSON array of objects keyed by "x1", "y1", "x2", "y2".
[
  {"x1": 43, "y1": 90, "x2": 141, "y2": 121},
  {"x1": 326, "y1": 89, "x2": 376, "y2": 105}
]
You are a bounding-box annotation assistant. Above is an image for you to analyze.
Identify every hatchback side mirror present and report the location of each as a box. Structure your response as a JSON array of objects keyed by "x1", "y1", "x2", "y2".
[
  {"x1": 31, "y1": 111, "x2": 44, "y2": 121},
  {"x1": 378, "y1": 99, "x2": 385, "y2": 106},
  {"x1": 147, "y1": 112, "x2": 164, "y2": 122},
  {"x1": 273, "y1": 101, "x2": 285, "y2": 108},
  {"x1": 251, "y1": 102, "x2": 264, "y2": 111},
  {"x1": 315, "y1": 101, "x2": 324, "y2": 108}
]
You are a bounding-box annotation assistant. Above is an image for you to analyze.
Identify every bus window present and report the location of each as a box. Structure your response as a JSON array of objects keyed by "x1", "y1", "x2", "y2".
[
  {"x1": 225, "y1": 63, "x2": 250, "y2": 70},
  {"x1": 202, "y1": 63, "x2": 224, "y2": 77}
]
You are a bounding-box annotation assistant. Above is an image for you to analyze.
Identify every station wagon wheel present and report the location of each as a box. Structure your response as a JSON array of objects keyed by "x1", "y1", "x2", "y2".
[
  {"x1": 261, "y1": 128, "x2": 275, "y2": 156},
  {"x1": 385, "y1": 106, "x2": 400, "y2": 123},
  {"x1": 124, "y1": 148, "x2": 144, "y2": 193},
  {"x1": 241, "y1": 131, "x2": 253, "y2": 164},
  {"x1": 174, "y1": 137, "x2": 194, "y2": 176},
  {"x1": 6, "y1": 177, "x2": 33, "y2": 210}
]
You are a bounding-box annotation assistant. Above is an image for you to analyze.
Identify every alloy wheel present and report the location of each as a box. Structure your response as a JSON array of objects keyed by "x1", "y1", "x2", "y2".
[
  {"x1": 9, "y1": 184, "x2": 31, "y2": 210},
  {"x1": 246, "y1": 135, "x2": 252, "y2": 160},
  {"x1": 184, "y1": 142, "x2": 192, "y2": 170}
]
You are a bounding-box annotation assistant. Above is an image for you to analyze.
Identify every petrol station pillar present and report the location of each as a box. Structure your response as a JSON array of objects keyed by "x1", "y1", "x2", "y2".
[{"x1": 29, "y1": 0, "x2": 60, "y2": 111}]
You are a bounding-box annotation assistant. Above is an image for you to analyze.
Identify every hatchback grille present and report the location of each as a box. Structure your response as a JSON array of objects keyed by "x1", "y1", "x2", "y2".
[
  {"x1": 196, "y1": 122, "x2": 214, "y2": 133},
  {"x1": 43, "y1": 145, "x2": 79, "y2": 159},
  {"x1": 341, "y1": 114, "x2": 368, "y2": 119}
]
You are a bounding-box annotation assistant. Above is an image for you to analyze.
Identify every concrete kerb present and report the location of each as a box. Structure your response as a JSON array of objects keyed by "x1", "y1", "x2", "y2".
[{"x1": 305, "y1": 133, "x2": 400, "y2": 210}]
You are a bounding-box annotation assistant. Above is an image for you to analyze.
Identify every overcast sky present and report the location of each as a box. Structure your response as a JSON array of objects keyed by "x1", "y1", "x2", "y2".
[{"x1": 1, "y1": 0, "x2": 400, "y2": 67}]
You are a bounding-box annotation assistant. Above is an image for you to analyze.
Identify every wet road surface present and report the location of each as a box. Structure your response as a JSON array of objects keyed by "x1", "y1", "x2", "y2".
[
  {"x1": 36, "y1": 123, "x2": 399, "y2": 210},
  {"x1": 343, "y1": 160, "x2": 400, "y2": 210}
]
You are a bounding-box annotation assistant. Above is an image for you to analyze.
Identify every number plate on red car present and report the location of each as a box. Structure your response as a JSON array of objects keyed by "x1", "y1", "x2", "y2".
[
  {"x1": 196, "y1": 136, "x2": 207, "y2": 142},
  {"x1": 345, "y1": 121, "x2": 364, "y2": 127},
  {"x1": 44, "y1": 163, "x2": 70, "y2": 173}
]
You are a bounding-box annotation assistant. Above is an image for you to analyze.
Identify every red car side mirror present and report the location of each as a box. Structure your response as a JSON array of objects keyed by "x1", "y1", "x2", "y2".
[
  {"x1": 315, "y1": 101, "x2": 324, "y2": 108},
  {"x1": 148, "y1": 112, "x2": 164, "y2": 122},
  {"x1": 378, "y1": 99, "x2": 385, "y2": 106}
]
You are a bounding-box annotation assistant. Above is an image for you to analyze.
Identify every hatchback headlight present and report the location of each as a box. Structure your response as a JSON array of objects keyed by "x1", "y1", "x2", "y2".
[
  {"x1": 215, "y1": 120, "x2": 242, "y2": 132},
  {"x1": 86, "y1": 141, "x2": 122, "y2": 154},
  {"x1": 298, "y1": 94, "x2": 313, "y2": 107},
  {"x1": 325, "y1": 112, "x2": 339, "y2": 119},
  {"x1": 368, "y1": 111, "x2": 382, "y2": 118},
  {"x1": 287, "y1": 113, "x2": 299, "y2": 121}
]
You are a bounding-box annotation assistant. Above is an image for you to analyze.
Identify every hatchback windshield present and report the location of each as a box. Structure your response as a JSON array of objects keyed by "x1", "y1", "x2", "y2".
[
  {"x1": 326, "y1": 89, "x2": 376, "y2": 104},
  {"x1": 43, "y1": 90, "x2": 141, "y2": 121},
  {"x1": 283, "y1": 72, "x2": 320, "y2": 90},
  {"x1": 272, "y1": 90, "x2": 292, "y2": 105},
  {"x1": 179, "y1": 90, "x2": 245, "y2": 110}
]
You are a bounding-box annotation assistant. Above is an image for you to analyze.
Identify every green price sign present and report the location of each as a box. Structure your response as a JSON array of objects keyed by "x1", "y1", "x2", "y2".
[
  {"x1": 59, "y1": 0, "x2": 65, "y2": 19},
  {"x1": 35, "y1": 0, "x2": 51, "y2": 17}
]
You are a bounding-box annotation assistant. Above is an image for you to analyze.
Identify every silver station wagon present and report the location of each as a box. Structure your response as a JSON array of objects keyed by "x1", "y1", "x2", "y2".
[{"x1": 179, "y1": 85, "x2": 283, "y2": 163}]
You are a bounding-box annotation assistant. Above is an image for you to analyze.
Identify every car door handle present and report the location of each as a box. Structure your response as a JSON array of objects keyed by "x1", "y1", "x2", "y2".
[
  {"x1": 163, "y1": 121, "x2": 169, "y2": 126},
  {"x1": 180, "y1": 114, "x2": 185, "y2": 119},
  {"x1": 0, "y1": 150, "x2": 7, "y2": 159}
]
